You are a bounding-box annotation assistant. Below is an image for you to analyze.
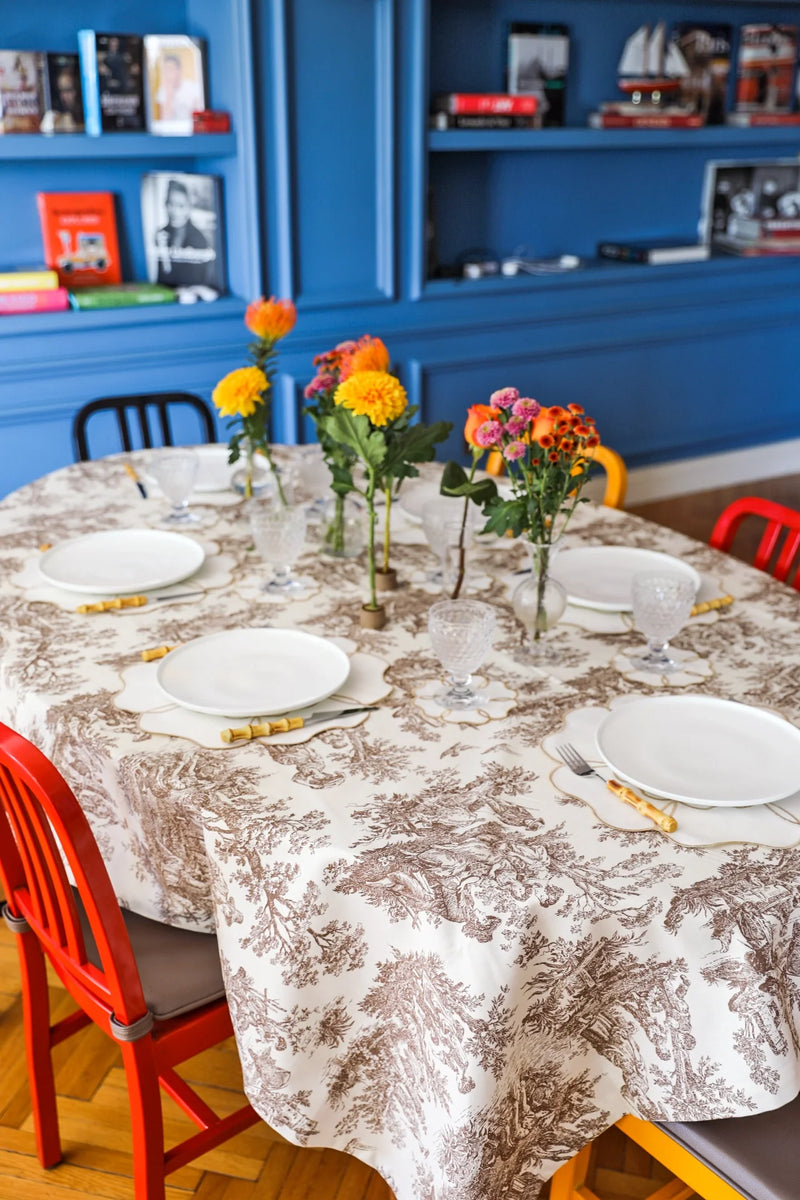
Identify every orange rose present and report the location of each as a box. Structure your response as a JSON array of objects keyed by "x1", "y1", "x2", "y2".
[
  {"x1": 464, "y1": 404, "x2": 500, "y2": 448},
  {"x1": 245, "y1": 296, "x2": 297, "y2": 342}
]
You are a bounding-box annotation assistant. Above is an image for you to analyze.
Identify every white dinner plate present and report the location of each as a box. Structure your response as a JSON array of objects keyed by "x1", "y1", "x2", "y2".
[
  {"x1": 550, "y1": 546, "x2": 701, "y2": 611},
  {"x1": 143, "y1": 445, "x2": 234, "y2": 493},
  {"x1": 39, "y1": 530, "x2": 206, "y2": 595},
  {"x1": 156, "y1": 628, "x2": 351, "y2": 717},
  {"x1": 398, "y1": 474, "x2": 513, "y2": 523},
  {"x1": 596, "y1": 696, "x2": 800, "y2": 807}
]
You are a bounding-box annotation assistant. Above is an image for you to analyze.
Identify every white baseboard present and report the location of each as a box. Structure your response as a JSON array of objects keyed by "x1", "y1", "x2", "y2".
[{"x1": 626, "y1": 437, "x2": 800, "y2": 506}]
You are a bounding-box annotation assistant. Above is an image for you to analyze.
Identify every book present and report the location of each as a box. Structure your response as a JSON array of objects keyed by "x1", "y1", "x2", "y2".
[
  {"x1": 143, "y1": 35, "x2": 206, "y2": 136},
  {"x1": 68, "y1": 282, "x2": 176, "y2": 309},
  {"x1": 713, "y1": 233, "x2": 800, "y2": 256},
  {"x1": 670, "y1": 23, "x2": 732, "y2": 125},
  {"x1": 431, "y1": 93, "x2": 537, "y2": 116},
  {"x1": 41, "y1": 52, "x2": 85, "y2": 133},
  {"x1": 140, "y1": 171, "x2": 226, "y2": 297},
  {"x1": 598, "y1": 238, "x2": 710, "y2": 265},
  {"x1": 589, "y1": 111, "x2": 704, "y2": 129},
  {"x1": 0, "y1": 287, "x2": 69, "y2": 315},
  {"x1": 0, "y1": 51, "x2": 44, "y2": 133},
  {"x1": 727, "y1": 215, "x2": 800, "y2": 239},
  {"x1": 734, "y1": 24, "x2": 798, "y2": 113},
  {"x1": 699, "y1": 159, "x2": 800, "y2": 244},
  {"x1": 725, "y1": 111, "x2": 800, "y2": 127},
  {"x1": 507, "y1": 22, "x2": 569, "y2": 127},
  {"x1": 78, "y1": 31, "x2": 145, "y2": 134},
  {"x1": 36, "y1": 191, "x2": 122, "y2": 289},
  {"x1": 430, "y1": 112, "x2": 537, "y2": 131},
  {"x1": 192, "y1": 109, "x2": 230, "y2": 133},
  {"x1": 0, "y1": 268, "x2": 59, "y2": 292}
]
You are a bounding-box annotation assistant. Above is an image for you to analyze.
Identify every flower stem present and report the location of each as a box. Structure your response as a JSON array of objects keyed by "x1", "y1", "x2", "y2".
[
  {"x1": 383, "y1": 485, "x2": 392, "y2": 573},
  {"x1": 450, "y1": 453, "x2": 479, "y2": 600},
  {"x1": 366, "y1": 468, "x2": 378, "y2": 610}
]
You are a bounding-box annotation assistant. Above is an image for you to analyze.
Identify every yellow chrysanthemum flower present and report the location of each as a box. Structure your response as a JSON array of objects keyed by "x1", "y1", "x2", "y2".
[
  {"x1": 334, "y1": 370, "x2": 408, "y2": 427},
  {"x1": 212, "y1": 366, "x2": 268, "y2": 418},
  {"x1": 245, "y1": 296, "x2": 297, "y2": 342}
]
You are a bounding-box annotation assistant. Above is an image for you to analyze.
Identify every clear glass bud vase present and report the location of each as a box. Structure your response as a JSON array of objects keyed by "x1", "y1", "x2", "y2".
[
  {"x1": 320, "y1": 495, "x2": 365, "y2": 558},
  {"x1": 232, "y1": 438, "x2": 276, "y2": 499},
  {"x1": 512, "y1": 540, "x2": 567, "y2": 665}
]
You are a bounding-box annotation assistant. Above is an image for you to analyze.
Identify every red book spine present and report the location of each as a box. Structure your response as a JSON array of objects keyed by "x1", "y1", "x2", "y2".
[
  {"x1": 436, "y1": 93, "x2": 538, "y2": 115},
  {"x1": 730, "y1": 112, "x2": 800, "y2": 126},
  {"x1": 593, "y1": 113, "x2": 704, "y2": 128},
  {"x1": 0, "y1": 288, "x2": 70, "y2": 314}
]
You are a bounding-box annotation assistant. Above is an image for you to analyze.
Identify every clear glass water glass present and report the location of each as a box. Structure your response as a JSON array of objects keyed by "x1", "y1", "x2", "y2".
[
  {"x1": 631, "y1": 571, "x2": 696, "y2": 673},
  {"x1": 422, "y1": 498, "x2": 477, "y2": 586},
  {"x1": 428, "y1": 599, "x2": 496, "y2": 710},
  {"x1": 148, "y1": 448, "x2": 205, "y2": 527},
  {"x1": 249, "y1": 502, "x2": 308, "y2": 595}
]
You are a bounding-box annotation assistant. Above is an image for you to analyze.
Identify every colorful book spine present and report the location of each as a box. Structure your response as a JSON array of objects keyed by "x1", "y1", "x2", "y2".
[
  {"x1": 0, "y1": 287, "x2": 69, "y2": 314},
  {"x1": 589, "y1": 112, "x2": 704, "y2": 129},
  {"x1": 0, "y1": 269, "x2": 59, "y2": 292},
  {"x1": 725, "y1": 111, "x2": 800, "y2": 126},
  {"x1": 68, "y1": 283, "x2": 176, "y2": 309},
  {"x1": 432, "y1": 93, "x2": 538, "y2": 115},
  {"x1": 430, "y1": 113, "x2": 537, "y2": 131},
  {"x1": 77, "y1": 30, "x2": 101, "y2": 135}
]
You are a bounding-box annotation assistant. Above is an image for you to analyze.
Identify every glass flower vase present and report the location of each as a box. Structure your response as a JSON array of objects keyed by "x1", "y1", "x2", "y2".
[
  {"x1": 512, "y1": 540, "x2": 567, "y2": 665},
  {"x1": 320, "y1": 495, "x2": 365, "y2": 558},
  {"x1": 231, "y1": 438, "x2": 276, "y2": 499}
]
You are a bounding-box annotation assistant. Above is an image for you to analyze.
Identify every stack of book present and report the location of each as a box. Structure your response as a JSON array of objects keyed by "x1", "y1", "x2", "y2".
[
  {"x1": 0, "y1": 269, "x2": 69, "y2": 316},
  {"x1": 430, "y1": 93, "x2": 538, "y2": 130},
  {"x1": 714, "y1": 216, "x2": 800, "y2": 257}
]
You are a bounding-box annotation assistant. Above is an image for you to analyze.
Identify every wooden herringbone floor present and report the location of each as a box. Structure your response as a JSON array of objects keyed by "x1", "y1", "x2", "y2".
[{"x1": 4, "y1": 471, "x2": 796, "y2": 1200}]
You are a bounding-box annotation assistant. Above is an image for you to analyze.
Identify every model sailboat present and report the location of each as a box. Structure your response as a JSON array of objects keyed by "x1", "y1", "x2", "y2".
[{"x1": 618, "y1": 22, "x2": 689, "y2": 104}]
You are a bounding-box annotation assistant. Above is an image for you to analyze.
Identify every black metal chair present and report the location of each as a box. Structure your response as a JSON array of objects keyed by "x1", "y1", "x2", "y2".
[{"x1": 72, "y1": 392, "x2": 217, "y2": 462}]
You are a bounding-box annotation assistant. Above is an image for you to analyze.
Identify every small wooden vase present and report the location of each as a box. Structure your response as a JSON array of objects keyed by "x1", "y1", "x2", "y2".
[
  {"x1": 360, "y1": 604, "x2": 387, "y2": 630},
  {"x1": 375, "y1": 567, "x2": 398, "y2": 592}
]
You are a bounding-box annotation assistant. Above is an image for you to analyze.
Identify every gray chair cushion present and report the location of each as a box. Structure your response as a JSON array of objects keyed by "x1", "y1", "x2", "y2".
[
  {"x1": 74, "y1": 891, "x2": 226, "y2": 1021},
  {"x1": 656, "y1": 1091, "x2": 800, "y2": 1200}
]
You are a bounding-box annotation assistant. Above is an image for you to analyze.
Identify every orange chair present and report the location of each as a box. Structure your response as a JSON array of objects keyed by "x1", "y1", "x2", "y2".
[
  {"x1": 0, "y1": 722, "x2": 260, "y2": 1199},
  {"x1": 549, "y1": 1101, "x2": 800, "y2": 1200},
  {"x1": 485, "y1": 442, "x2": 627, "y2": 509},
  {"x1": 709, "y1": 496, "x2": 800, "y2": 590}
]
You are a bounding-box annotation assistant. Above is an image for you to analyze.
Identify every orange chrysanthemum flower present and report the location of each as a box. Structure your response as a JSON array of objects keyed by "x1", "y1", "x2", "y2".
[
  {"x1": 212, "y1": 366, "x2": 268, "y2": 418},
  {"x1": 334, "y1": 370, "x2": 408, "y2": 427},
  {"x1": 529, "y1": 406, "x2": 556, "y2": 445},
  {"x1": 245, "y1": 296, "x2": 297, "y2": 342},
  {"x1": 341, "y1": 335, "x2": 391, "y2": 379},
  {"x1": 464, "y1": 404, "x2": 500, "y2": 448},
  {"x1": 568, "y1": 404, "x2": 584, "y2": 414},
  {"x1": 538, "y1": 433, "x2": 555, "y2": 449}
]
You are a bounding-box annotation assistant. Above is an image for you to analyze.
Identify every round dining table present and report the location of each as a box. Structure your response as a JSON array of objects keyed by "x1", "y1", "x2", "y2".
[{"x1": 1, "y1": 448, "x2": 800, "y2": 1200}]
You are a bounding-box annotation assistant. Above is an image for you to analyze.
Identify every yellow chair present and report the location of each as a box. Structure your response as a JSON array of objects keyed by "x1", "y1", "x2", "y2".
[
  {"x1": 548, "y1": 1100, "x2": 800, "y2": 1200},
  {"x1": 485, "y1": 442, "x2": 627, "y2": 509}
]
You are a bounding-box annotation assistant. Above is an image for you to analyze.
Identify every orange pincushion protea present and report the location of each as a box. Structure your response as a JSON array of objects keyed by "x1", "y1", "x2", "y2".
[
  {"x1": 212, "y1": 366, "x2": 267, "y2": 419},
  {"x1": 335, "y1": 370, "x2": 408, "y2": 427},
  {"x1": 245, "y1": 296, "x2": 297, "y2": 342},
  {"x1": 340, "y1": 335, "x2": 391, "y2": 379}
]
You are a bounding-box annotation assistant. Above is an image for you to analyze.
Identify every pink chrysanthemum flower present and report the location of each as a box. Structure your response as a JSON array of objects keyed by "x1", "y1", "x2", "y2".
[
  {"x1": 475, "y1": 420, "x2": 503, "y2": 447},
  {"x1": 504, "y1": 416, "x2": 527, "y2": 437},
  {"x1": 503, "y1": 440, "x2": 527, "y2": 461},
  {"x1": 512, "y1": 397, "x2": 541, "y2": 421},
  {"x1": 490, "y1": 387, "x2": 519, "y2": 410}
]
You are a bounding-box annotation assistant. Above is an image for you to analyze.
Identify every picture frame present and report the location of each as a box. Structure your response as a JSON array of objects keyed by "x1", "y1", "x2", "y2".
[{"x1": 143, "y1": 35, "x2": 206, "y2": 136}]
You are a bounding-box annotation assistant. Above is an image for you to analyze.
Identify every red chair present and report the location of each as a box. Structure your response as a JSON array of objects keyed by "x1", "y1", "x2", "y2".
[
  {"x1": 0, "y1": 722, "x2": 260, "y2": 1199},
  {"x1": 709, "y1": 496, "x2": 800, "y2": 590}
]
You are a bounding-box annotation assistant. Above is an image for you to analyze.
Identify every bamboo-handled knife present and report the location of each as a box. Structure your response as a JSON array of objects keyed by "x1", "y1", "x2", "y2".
[{"x1": 221, "y1": 707, "x2": 378, "y2": 743}]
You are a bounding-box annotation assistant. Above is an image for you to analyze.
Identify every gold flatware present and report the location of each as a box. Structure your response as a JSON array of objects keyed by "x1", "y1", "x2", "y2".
[
  {"x1": 141, "y1": 644, "x2": 178, "y2": 662},
  {"x1": 556, "y1": 742, "x2": 678, "y2": 834},
  {"x1": 76, "y1": 591, "x2": 204, "y2": 614},
  {"x1": 124, "y1": 462, "x2": 148, "y2": 499},
  {"x1": 690, "y1": 594, "x2": 734, "y2": 617},
  {"x1": 221, "y1": 706, "x2": 378, "y2": 744}
]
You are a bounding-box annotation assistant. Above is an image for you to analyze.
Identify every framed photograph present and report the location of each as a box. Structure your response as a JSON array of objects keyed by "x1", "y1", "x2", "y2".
[
  {"x1": 140, "y1": 170, "x2": 225, "y2": 300},
  {"x1": 143, "y1": 35, "x2": 206, "y2": 135},
  {"x1": 507, "y1": 22, "x2": 570, "y2": 127},
  {"x1": 699, "y1": 158, "x2": 800, "y2": 242}
]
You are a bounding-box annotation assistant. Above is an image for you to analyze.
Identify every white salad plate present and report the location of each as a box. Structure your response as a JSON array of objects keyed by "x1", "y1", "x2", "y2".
[
  {"x1": 156, "y1": 628, "x2": 351, "y2": 718},
  {"x1": 144, "y1": 445, "x2": 234, "y2": 494},
  {"x1": 595, "y1": 696, "x2": 800, "y2": 807},
  {"x1": 39, "y1": 530, "x2": 206, "y2": 595},
  {"x1": 550, "y1": 546, "x2": 701, "y2": 612}
]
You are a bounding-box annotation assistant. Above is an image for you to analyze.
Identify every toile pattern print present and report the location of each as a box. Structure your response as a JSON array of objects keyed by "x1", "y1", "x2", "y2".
[{"x1": 2, "y1": 453, "x2": 800, "y2": 1199}]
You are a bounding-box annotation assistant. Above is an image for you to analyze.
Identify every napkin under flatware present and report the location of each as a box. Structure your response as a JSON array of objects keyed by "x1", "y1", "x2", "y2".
[{"x1": 221, "y1": 707, "x2": 378, "y2": 743}]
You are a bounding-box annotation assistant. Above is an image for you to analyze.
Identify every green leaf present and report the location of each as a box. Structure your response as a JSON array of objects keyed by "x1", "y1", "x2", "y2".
[
  {"x1": 440, "y1": 460, "x2": 497, "y2": 505},
  {"x1": 320, "y1": 408, "x2": 387, "y2": 472},
  {"x1": 481, "y1": 495, "x2": 529, "y2": 539},
  {"x1": 382, "y1": 419, "x2": 453, "y2": 476},
  {"x1": 440, "y1": 460, "x2": 468, "y2": 493}
]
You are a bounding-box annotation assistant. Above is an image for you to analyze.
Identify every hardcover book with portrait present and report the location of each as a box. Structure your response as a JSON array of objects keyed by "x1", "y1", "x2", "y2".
[
  {"x1": 734, "y1": 24, "x2": 798, "y2": 113},
  {"x1": 140, "y1": 171, "x2": 225, "y2": 300},
  {"x1": 41, "y1": 52, "x2": 85, "y2": 133},
  {"x1": 506, "y1": 22, "x2": 570, "y2": 127},
  {"x1": 0, "y1": 51, "x2": 44, "y2": 133},
  {"x1": 143, "y1": 35, "x2": 207, "y2": 136},
  {"x1": 78, "y1": 31, "x2": 145, "y2": 133},
  {"x1": 36, "y1": 191, "x2": 122, "y2": 288}
]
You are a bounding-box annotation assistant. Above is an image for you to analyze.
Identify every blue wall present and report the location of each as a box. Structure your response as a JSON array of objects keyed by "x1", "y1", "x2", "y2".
[{"x1": 2, "y1": 0, "x2": 800, "y2": 497}]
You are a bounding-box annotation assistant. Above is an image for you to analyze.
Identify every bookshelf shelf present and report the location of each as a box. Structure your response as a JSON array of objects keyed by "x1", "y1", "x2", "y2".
[
  {"x1": 0, "y1": 294, "x2": 247, "y2": 338},
  {"x1": 428, "y1": 126, "x2": 800, "y2": 153},
  {"x1": 0, "y1": 133, "x2": 238, "y2": 162}
]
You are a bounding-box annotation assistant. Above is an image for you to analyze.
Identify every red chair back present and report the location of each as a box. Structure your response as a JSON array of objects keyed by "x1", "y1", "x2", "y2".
[
  {"x1": 709, "y1": 496, "x2": 800, "y2": 590},
  {"x1": 0, "y1": 723, "x2": 147, "y2": 1030}
]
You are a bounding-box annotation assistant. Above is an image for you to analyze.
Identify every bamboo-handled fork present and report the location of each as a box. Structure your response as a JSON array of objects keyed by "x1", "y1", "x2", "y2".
[{"x1": 556, "y1": 742, "x2": 678, "y2": 833}]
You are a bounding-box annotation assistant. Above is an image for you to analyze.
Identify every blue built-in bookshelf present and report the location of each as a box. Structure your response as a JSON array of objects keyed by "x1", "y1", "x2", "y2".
[{"x1": 3, "y1": 0, "x2": 800, "y2": 497}]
